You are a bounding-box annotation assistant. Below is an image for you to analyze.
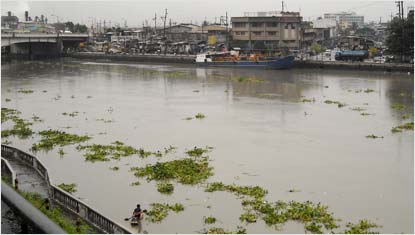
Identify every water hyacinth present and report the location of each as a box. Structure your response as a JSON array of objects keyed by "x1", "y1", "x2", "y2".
[
  {"x1": 131, "y1": 156, "x2": 213, "y2": 185},
  {"x1": 76, "y1": 141, "x2": 139, "y2": 162},
  {"x1": 146, "y1": 203, "x2": 184, "y2": 222},
  {"x1": 32, "y1": 130, "x2": 91, "y2": 152},
  {"x1": 204, "y1": 216, "x2": 217, "y2": 224},
  {"x1": 205, "y1": 182, "x2": 268, "y2": 199},
  {"x1": 391, "y1": 122, "x2": 414, "y2": 133},
  {"x1": 157, "y1": 182, "x2": 174, "y2": 194}
]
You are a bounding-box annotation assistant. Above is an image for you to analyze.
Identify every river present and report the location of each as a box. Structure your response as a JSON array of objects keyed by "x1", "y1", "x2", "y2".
[{"x1": 1, "y1": 59, "x2": 413, "y2": 233}]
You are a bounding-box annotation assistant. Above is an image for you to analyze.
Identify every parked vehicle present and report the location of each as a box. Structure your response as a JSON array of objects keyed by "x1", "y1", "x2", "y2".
[{"x1": 335, "y1": 50, "x2": 368, "y2": 62}]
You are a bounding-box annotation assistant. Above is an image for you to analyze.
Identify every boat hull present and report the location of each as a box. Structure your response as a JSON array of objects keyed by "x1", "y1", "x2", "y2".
[{"x1": 196, "y1": 56, "x2": 294, "y2": 69}]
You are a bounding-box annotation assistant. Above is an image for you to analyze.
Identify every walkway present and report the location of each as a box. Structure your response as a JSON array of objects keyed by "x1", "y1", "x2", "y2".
[{"x1": 2, "y1": 154, "x2": 49, "y2": 198}]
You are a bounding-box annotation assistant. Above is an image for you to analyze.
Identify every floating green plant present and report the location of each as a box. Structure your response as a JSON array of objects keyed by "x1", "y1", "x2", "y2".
[
  {"x1": 1, "y1": 108, "x2": 21, "y2": 123},
  {"x1": 351, "y1": 107, "x2": 366, "y2": 112},
  {"x1": 146, "y1": 203, "x2": 184, "y2": 222},
  {"x1": 32, "y1": 130, "x2": 91, "y2": 152},
  {"x1": 184, "y1": 117, "x2": 193, "y2": 120},
  {"x1": 5, "y1": 98, "x2": 11, "y2": 102},
  {"x1": 205, "y1": 182, "x2": 267, "y2": 199},
  {"x1": 288, "y1": 189, "x2": 301, "y2": 193},
  {"x1": 1, "y1": 117, "x2": 33, "y2": 139},
  {"x1": 324, "y1": 100, "x2": 346, "y2": 108},
  {"x1": 365, "y1": 134, "x2": 384, "y2": 139},
  {"x1": 204, "y1": 216, "x2": 217, "y2": 224},
  {"x1": 130, "y1": 181, "x2": 141, "y2": 186},
  {"x1": 186, "y1": 146, "x2": 212, "y2": 157},
  {"x1": 343, "y1": 219, "x2": 379, "y2": 234},
  {"x1": 239, "y1": 211, "x2": 257, "y2": 223},
  {"x1": 364, "y1": 89, "x2": 375, "y2": 93},
  {"x1": 42, "y1": 90, "x2": 47, "y2": 93},
  {"x1": 391, "y1": 103, "x2": 405, "y2": 110},
  {"x1": 193, "y1": 90, "x2": 200, "y2": 93},
  {"x1": 96, "y1": 118, "x2": 114, "y2": 123},
  {"x1": 131, "y1": 156, "x2": 213, "y2": 185},
  {"x1": 164, "y1": 145, "x2": 177, "y2": 155},
  {"x1": 391, "y1": 122, "x2": 414, "y2": 133},
  {"x1": 109, "y1": 166, "x2": 119, "y2": 171},
  {"x1": 195, "y1": 113, "x2": 206, "y2": 119},
  {"x1": 76, "y1": 141, "x2": 139, "y2": 162},
  {"x1": 302, "y1": 98, "x2": 316, "y2": 103},
  {"x1": 157, "y1": 182, "x2": 174, "y2": 194},
  {"x1": 32, "y1": 115, "x2": 43, "y2": 122},
  {"x1": 204, "y1": 226, "x2": 246, "y2": 234},
  {"x1": 62, "y1": 111, "x2": 79, "y2": 117},
  {"x1": 58, "y1": 183, "x2": 77, "y2": 193},
  {"x1": 17, "y1": 89, "x2": 34, "y2": 94},
  {"x1": 360, "y1": 112, "x2": 371, "y2": 116}
]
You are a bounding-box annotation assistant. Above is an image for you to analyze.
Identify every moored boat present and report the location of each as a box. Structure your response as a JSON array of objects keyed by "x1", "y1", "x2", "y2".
[{"x1": 195, "y1": 51, "x2": 294, "y2": 69}]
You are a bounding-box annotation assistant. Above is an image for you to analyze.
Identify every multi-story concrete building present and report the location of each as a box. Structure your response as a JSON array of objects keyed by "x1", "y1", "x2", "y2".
[
  {"x1": 324, "y1": 12, "x2": 364, "y2": 29},
  {"x1": 231, "y1": 11, "x2": 302, "y2": 50}
]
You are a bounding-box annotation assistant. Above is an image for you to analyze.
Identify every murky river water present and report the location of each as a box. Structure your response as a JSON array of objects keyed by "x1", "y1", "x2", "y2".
[{"x1": 1, "y1": 59, "x2": 413, "y2": 233}]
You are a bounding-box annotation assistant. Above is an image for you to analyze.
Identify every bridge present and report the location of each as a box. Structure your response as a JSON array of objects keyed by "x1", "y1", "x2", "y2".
[
  {"x1": 1, "y1": 33, "x2": 88, "y2": 59},
  {"x1": 1, "y1": 145, "x2": 132, "y2": 234}
]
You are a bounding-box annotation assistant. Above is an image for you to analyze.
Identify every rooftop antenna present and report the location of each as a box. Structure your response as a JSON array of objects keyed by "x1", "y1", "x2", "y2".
[{"x1": 282, "y1": 0, "x2": 284, "y2": 12}]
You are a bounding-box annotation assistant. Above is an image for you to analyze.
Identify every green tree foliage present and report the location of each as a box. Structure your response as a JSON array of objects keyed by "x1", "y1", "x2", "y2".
[
  {"x1": 386, "y1": 15, "x2": 414, "y2": 57},
  {"x1": 64, "y1": 21, "x2": 88, "y2": 33}
]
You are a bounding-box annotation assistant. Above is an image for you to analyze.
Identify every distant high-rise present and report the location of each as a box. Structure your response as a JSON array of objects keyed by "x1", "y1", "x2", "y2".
[{"x1": 324, "y1": 12, "x2": 364, "y2": 29}]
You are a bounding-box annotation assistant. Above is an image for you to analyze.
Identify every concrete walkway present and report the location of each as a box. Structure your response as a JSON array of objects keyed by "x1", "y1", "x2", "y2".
[{"x1": 2, "y1": 155, "x2": 49, "y2": 198}]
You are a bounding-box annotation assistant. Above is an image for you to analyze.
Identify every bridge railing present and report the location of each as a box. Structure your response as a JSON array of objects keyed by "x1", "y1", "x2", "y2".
[
  {"x1": 1, "y1": 145, "x2": 131, "y2": 234},
  {"x1": 1, "y1": 157, "x2": 16, "y2": 187}
]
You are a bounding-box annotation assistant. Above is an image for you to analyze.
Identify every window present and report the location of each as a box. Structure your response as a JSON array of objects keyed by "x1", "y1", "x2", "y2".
[
  {"x1": 268, "y1": 31, "x2": 277, "y2": 36},
  {"x1": 235, "y1": 31, "x2": 246, "y2": 36},
  {"x1": 240, "y1": 31, "x2": 246, "y2": 35},
  {"x1": 266, "y1": 22, "x2": 278, "y2": 27},
  {"x1": 233, "y1": 22, "x2": 246, "y2": 28},
  {"x1": 251, "y1": 22, "x2": 263, "y2": 27},
  {"x1": 284, "y1": 24, "x2": 289, "y2": 29},
  {"x1": 253, "y1": 32, "x2": 262, "y2": 36},
  {"x1": 291, "y1": 25, "x2": 296, "y2": 29}
]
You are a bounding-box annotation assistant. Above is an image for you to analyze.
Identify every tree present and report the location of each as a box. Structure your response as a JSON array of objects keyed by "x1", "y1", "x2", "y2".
[
  {"x1": 65, "y1": 21, "x2": 75, "y2": 32},
  {"x1": 385, "y1": 14, "x2": 414, "y2": 60}
]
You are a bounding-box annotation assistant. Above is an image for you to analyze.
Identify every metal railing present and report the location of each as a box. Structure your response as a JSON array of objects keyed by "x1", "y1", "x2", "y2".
[{"x1": 1, "y1": 145, "x2": 131, "y2": 234}]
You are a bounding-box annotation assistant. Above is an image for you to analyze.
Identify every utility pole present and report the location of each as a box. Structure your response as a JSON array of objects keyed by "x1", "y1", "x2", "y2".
[
  {"x1": 226, "y1": 11, "x2": 229, "y2": 50},
  {"x1": 161, "y1": 8, "x2": 168, "y2": 55},
  {"x1": 153, "y1": 13, "x2": 157, "y2": 35}
]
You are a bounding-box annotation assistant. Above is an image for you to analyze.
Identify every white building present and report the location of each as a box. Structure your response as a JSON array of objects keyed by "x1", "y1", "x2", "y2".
[
  {"x1": 324, "y1": 12, "x2": 364, "y2": 28},
  {"x1": 312, "y1": 18, "x2": 337, "y2": 37}
]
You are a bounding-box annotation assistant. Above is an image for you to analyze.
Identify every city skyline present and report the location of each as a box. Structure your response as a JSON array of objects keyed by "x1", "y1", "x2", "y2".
[{"x1": 2, "y1": 0, "x2": 414, "y2": 28}]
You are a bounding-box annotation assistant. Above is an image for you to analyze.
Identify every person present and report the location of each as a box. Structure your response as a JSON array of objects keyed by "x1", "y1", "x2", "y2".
[{"x1": 132, "y1": 204, "x2": 142, "y2": 220}]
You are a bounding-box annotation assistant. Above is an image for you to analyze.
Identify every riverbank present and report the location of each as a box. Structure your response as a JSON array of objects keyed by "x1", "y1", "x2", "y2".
[{"x1": 69, "y1": 52, "x2": 414, "y2": 73}]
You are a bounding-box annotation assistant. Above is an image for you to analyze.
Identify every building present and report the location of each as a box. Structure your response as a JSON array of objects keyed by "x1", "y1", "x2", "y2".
[
  {"x1": 231, "y1": 11, "x2": 302, "y2": 51},
  {"x1": 1, "y1": 12, "x2": 19, "y2": 32},
  {"x1": 312, "y1": 18, "x2": 337, "y2": 38},
  {"x1": 324, "y1": 12, "x2": 364, "y2": 29}
]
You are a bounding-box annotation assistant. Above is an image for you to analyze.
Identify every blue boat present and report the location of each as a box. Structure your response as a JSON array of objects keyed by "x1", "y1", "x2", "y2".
[{"x1": 195, "y1": 51, "x2": 294, "y2": 69}]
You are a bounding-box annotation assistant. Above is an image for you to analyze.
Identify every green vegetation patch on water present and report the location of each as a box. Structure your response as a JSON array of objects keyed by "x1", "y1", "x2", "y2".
[
  {"x1": 131, "y1": 156, "x2": 213, "y2": 185},
  {"x1": 31, "y1": 130, "x2": 91, "y2": 152},
  {"x1": 195, "y1": 113, "x2": 206, "y2": 119},
  {"x1": 58, "y1": 183, "x2": 77, "y2": 193},
  {"x1": 186, "y1": 146, "x2": 213, "y2": 157},
  {"x1": 62, "y1": 111, "x2": 79, "y2": 117},
  {"x1": 204, "y1": 226, "x2": 246, "y2": 234},
  {"x1": 324, "y1": 100, "x2": 346, "y2": 108},
  {"x1": 391, "y1": 122, "x2": 414, "y2": 133},
  {"x1": 1, "y1": 108, "x2": 21, "y2": 123},
  {"x1": 146, "y1": 203, "x2": 184, "y2": 222},
  {"x1": 157, "y1": 182, "x2": 174, "y2": 194},
  {"x1": 204, "y1": 216, "x2": 217, "y2": 224},
  {"x1": 1, "y1": 118, "x2": 34, "y2": 139},
  {"x1": 302, "y1": 98, "x2": 316, "y2": 103},
  {"x1": 241, "y1": 199, "x2": 339, "y2": 233},
  {"x1": 343, "y1": 219, "x2": 380, "y2": 234},
  {"x1": 17, "y1": 89, "x2": 34, "y2": 94},
  {"x1": 76, "y1": 141, "x2": 139, "y2": 162},
  {"x1": 391, "y1": 103, "x2": 405, "y2": 110},
  {"x1": 365, "y1": 134, "x2": 384, "y2": 139},
  {"x1": 205, "y1": 182, "x2": 268, "y2": 199}
]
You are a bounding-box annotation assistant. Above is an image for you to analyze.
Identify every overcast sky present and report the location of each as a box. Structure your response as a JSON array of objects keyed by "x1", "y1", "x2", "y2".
[{"x1": 2, "y1": 0, "x2": 414, "y2": 27}]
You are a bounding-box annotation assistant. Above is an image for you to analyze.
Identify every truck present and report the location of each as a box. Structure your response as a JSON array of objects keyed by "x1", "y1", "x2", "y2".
[{"x1": 335, "y1": 50, "x2": 368, "y2": 62}]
